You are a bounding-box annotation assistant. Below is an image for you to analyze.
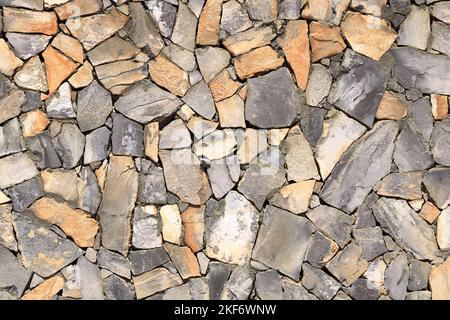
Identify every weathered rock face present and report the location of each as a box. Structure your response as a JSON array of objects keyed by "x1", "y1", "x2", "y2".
[{"x1": 424, "y1": 168, "x2": 450, "y2": 209}]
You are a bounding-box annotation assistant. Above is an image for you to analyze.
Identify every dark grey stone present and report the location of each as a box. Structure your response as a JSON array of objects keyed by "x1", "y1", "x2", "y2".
[
  {"x1": 76, "y1": 256, "x2": 104, "y2": 300},
  {"x1": 409, "y1": 97, "x2": 434, "y2": 141},
  {"x1": 390, "y1": 0, "x2": 411, "y2": 15},
  {"x1": 6, "y1": 176, "x2": 44, "y2": 212},
  {"x1": 104, "y1": 274, "x2": 135, "y2": 300},
  {"x1": 306, "y1": 232, "x2": 338, "y2": 268},
  {"x1": 299, "y1": 106, "x2": 327, "y2": 147},
  {"x1": 78, "y1": 166, "x2": 102, "y2": 215},
  {"x1": 423, "y1": 168, "x2": 450, "y2": 209},
  {"x1": 353, "y1": 227, "x2": 387, "y2": 261},
  {"x1": 84, "y1": 127, "x2": 111, "y2": 164},
  {"x1": 0, "y1": 246, "x2": 32, "y2": 298},
  {"x1": 385, "y1": 252, "x2": 409, "y2": 300},
  {"x1": 408, "y1": 259, "x2": 431, "y2": 291},
  {"x1": 21, "y1": 90, "x2": 41, "y2": 112},
  {"x1": 221, "y1": 267, "x2": 255, "y2": 300},
  {"x1": 51, "y1": 123, "x2": 85, "y2": 169},
  {"x1": 97, "y1": 248, "x2": 131, "y2": 279},
  {"x1": 349, "y1": 278, "x2": 380, "y2": 300},
  {"x1": 431, "y1": 21, "x2": 450, "y2": 57},
  {"x1": 24, "y1": 132, "x2": 62, "y2": 169},
  {"x1": 301, "y1": 264, "x2": 341, "y2": 300},
  {"x1": 138, "y1": 165, "x2": 167, "y2": 205},
  {"x1": 208, "y1": 262, "x2": 232, "y2": 300},
  {"x1": 129, "y1": 248, "x2": 170, "y2": 276},
  {"x1": 278, "y1": 0, "x2": 301, "y2": 19},
  {"x1": 255, "y1": 270, "x2": 283, "y2": 300},
  {"x1": 431, "y1": 119, "x2": 450, "y2": 166}
]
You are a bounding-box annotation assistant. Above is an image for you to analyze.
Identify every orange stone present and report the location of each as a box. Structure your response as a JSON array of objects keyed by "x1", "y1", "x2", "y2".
[
  {"x1": 69, "y1": 61, "x2": 94, "y2": 88},
  {"x1": 209, "y1": 69, "x2": 242, "y2": 102},
  {"x1": 164, "y1": 243, "x2": 201, "y2": 279},
  {"x1": 420, "y1": 201, "x2": 441, "y2": 224},
  {"x1": 22, "y1": 275, "x2": 64, "y2": 300},
  {"x1": 3, "y1": 7, "x2": 58, "y2": 36},
  {"x1": 277, "y1": 20, "x2": 310, "y2": 90},
  {"x1": 238, "y1": 85, "x2": 247, "y2": 100},
  {"x1": 429, "y1": 258, "x2": 450, "y2": 300},
  {"x1": 196, "y1": 0, "x2": 223, "y2": 45},
  {"x1": 223, "y1": 26, "x2": 276, "y2": 56},
  {"x1": 43, "y1": 46, "x2": 79, "y2": 94},
  {"x1": 29, "y1": 197, "x2": 99, "y2": 248},
  {"x1": 182, "y1": 206, "x2": 205, "y2": 252},
  {"x1": 51, "y1": 33, "x2": 84, "y2": 64},
  {"x1": 148, "y1": 54, "x2": 189, "y2": 97},
  {"x1": 55, "y1": 0, "x2": 103, "y2": 20},
  {"x1": 431, "y1": 94, "x2": 448, "y2": 120},
  {"x1": 234, "y1": 46, "x2": 284, "y2": 80},
  {"x1": 310, "y1": 21, "x2": 346, "y2": 62},
  {"x1": 376, "y1": 91, "x2": 408, "y2": 120},
  {"x1": 20, "y1": 109, "x2": 49, "y2": 137}
]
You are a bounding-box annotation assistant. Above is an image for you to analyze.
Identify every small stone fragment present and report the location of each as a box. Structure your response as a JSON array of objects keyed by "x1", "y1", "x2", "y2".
[
  {"x1": 129, "y1": 248, "x2": 169, "y2": 275},
  {"x1": 51, "y1": 122, "x2": 85, "y2": 169},
  {"x1": 182, "y1": 206, "x2": 205, "y2": 253},
  {"x1": 302, "y1": 264, "x2": 341, "y2": 300},
  {"x1": 246, "y1": 0, "x2": 278, "y2": 22},
  {"x1": 269, "y1": 180, "x2": 314, "y2": 215},
  {"x1": 164, "y1": 243, "x2": 200, "y2": 279},
  {"x1": 6, "y1": 176, "x2": 44, "y2": 212},
  {"x1": 376, "y1": 91, "x2": 408, "y2": 120},
  {"x1": 97, "y1": 248, "x2": 131, "y2": 279},
  {"x1": 419, "y1": 201, "x2": 440, "y2": 224},
  {"x1": 424, "y1": 168, "x2": 450, "y2": 209},
  {"x1": 309, "y1": 22, "x2": 346, "y2": 62},
  {"x1": 43, "y1": 46, "x2": 79, "y2": 95},
  {"x1": 306, "y1": 232, "x2": 339, "y2": 268}
]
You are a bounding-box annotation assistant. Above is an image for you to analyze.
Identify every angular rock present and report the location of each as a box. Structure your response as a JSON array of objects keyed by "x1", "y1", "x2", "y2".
[
  {"x1": 0, "y1": 89, "x2": 25, "y2": 124},
  {"x1": 6, "y1": 176, "x2": 44, "y2": 213},
  {"x1": 193, "y1": 130, "x2": 236, "y2": 160},
  {"x1": 164, "y1": 243, "x2": 200, "y2": 279},
  {"x1": 255, "y1": 270, "x2": 283, "y2": 300},
  {"x1": 306, "y1": 232, "x2": 339, "y2": 268},
  {"x1": 160, "y1": 204, "x2": 182, "y2": 245},
  {"x1": 146, "y1": 0, "x2": 177, "y2": 38},
  {"x1": 349, "y1": 278, "x2": 380, "y2": 300},
  {"x1": 282, "y1": 278, "x2": 318, "y2": 300},
  {"x1": 171, "y1": 3, "x2": 198, "y2": 52},
  {"x1": 0, "y1": 204, "x2": 17, "y2": 251},
  {"x1": 182, "y1": 206, "x2": 205, "y2": 253},
  {"x1": 132, "y1": 206, "x2": 162, "y2": 250},
  {"x1": 41, "y1": 169, "x2": 78, "y2": 204},
  {"x1": 376, "y1": 91, "x2": 408, "y2": 120},
  {"x1": 51, "y1": 122, "x2": 85, "y2": 169},
  {"x1": 223, "y1": 26, "x2": 276, "y2": 56},
  {"x1": 301, "y1": 0, "x2": 350, "y2": 25},
  {"x1": 84, "y1": 127, "x2": 110, "y2": 164},
  {"x1": 385, "y1": 252, "x2": 409, "y2": 300},
  {"x1": 429, "y1": 258, "x2": 450, "y2": 300},
  {"x1": 0, "y1": 0, "x2": 43, "y2": 10},
  {"x1": 424, "y1": 168, "x2": 450, "y2": 209},
  {"x1": 432, "y1": 119, "x2": 450, "y2": 166},
  {"x1": 209, "y1": 69, "x2": 242, "y2": 102},
  {"x1": 220, "y1": 0, "x2": 252, "y2": 34},
  {"x1": 216, "y1": 94, "x2": 245, "y2": 128},
  {"x1": 408, "y1": 259, "x2": 431, "y2": 291},
  {"x1": 0, "y1": 246, "x2": 31, "y2": 298},
  {"x1": 45, "y1": 82, "x2": 75, "y2": 119},
  {"x1": 43, "y1": 46, "x2": 78, "y2": 95},
  {"x1": 420, "y1": 201, "x2": 440, "y2": 224},
  {"x1": 0, "y1": 118, "x2": 24, "y2": 157},
  {"x1": 54, "y1": 0, "x2": 102, "y2": 20},
  {"x1": 13, "y1": 56, "x2": 48, "y2": 92},
  {"x1": 302, "y1": 264, "x2": 341, "y2": 300},
  {"x1": 196, "y1": 0, "x2": 223, "y2": 45},
  {"x1": 77, "y1": 166, "x2": 102, "y2": 215},
  {"x1": 133, "y1": 267, "x2": 182, "y2": 299},
  {"x1": 3, "y1": 7, "x2": 57, "y2": 35},
  {"x1": 237, "y1": 128, "x2": 267, "y2": 164},
  {"x1": 129, "y1": 248, "x2": 169, "y2": 276},
  {"x1": 0, "y1": 153, "x2": 38, "y2": 189},
  {"x1": 376, "y1": 172, "x2": 423, "y2": 200},
  {"x1": 221, "y1": 267, "x2": 255, "y2": 300},
  {"x1": 76, "y1": 256, "x2": 104, "y2": 300},
  {"x1": 22, "y1": 275, "x2": 64, "y2": 300},
  {"x1": 144, "y1": 122, "x2": 159, "y2": 163},
  {"x1": 269, "y1": 180, "x2": 314, "y2": 215},
  {"x1": 20, "y1": 110, "x2": 48, "y2": 138},
  {"x1": 437, "y1": 207, "x2": 450, "y2": 251},
  {"x1": 235, "y1": 46, "x2": 284, "y2": 80},
  {"x1": 24, "y1": 132, "x2": 62, "y2": 169},
  {"x1": 207, "y1": 262, "x2": 231, "y2": 300},
  {"x1": 51, "y1": 33, "x2": 84, "y2": 64},
  {"x1": 148, "y1": 54, "x2": 189, "y2": 97},
  {"x1": 305, "y1": 64, "x2": 332, "y2": 107},
  {"x1": 6, "y1": 33, "x2": 50, "y2": 60},
  {"x1": 207, "y1": 160, "x2": 235, "y2": 199},
  {"x1": 111, "y1": 113, "x2": 144, "y2": 157},
  {"x1": 87, "y1": 36, "x2": 139, "y2": 67},
  {"x1": 353, "y1": 227, "x2": 387, "y2": 261},
  {"x1": 162, "y1": 44, "x2": 196, "y2": 72},
  {"x1": 431, "y1": 2, "x2": 450, "y2": 24},
  {"x1": 246, "y1": 0, "x2": 278, "y2": 22},
  {"x1": 309, "y1": 21, "x2": 346, "y2": 63},
  {"x1": 159, "y1": 119, "x2": 191, "y2": 150},
  {"x1": 195, "y1": 46, "x2": 230, "y2": 83},
  {"x1": 97, "y1": 247, "x2": 131, "y2": 279},
  {"x1": 398, "y1": 5, "x2": 430, "y2": 50},
  {"x1": 431, "y1": 94, "x2": 448, "y2": 120}
]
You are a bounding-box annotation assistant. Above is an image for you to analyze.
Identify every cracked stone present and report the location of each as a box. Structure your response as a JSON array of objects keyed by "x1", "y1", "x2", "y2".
[
  {"x1": 132, "y1": 206, "x2": 162, "y2": 250},
  {"x1": 376, "y1": 172, "x2": 423, "y2": 200},
  {"x1": 223, "y1": 26, "x2": 276, "y2": 56}
]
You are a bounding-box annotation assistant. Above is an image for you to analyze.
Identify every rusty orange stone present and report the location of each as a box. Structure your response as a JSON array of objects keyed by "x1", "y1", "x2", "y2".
[
  {"x1": 420, "y1": 201, "x2": 441, "y2": 224},
  {"x1": 234, "y1": 46, "x2": 284, "y2": 80},
  {"x1": 3, "y1": 7, "x2": 58, "y2": 36},
  {"x1": 20, "y1": 109, "x2": 49, "y2": 137},
  {"x1": 148, "y1": 54, "x2": 189, "y2": 97},
  {"x1": 22, "y1": 275, "x2": 65, "y2": 300},
  {"x1": 196, "y1": 0, "x2": 223, "y2": 45},
  {"x1": 182, "y1": 206, "x2": 205, "y2": 253},
  {"x1": 310, "y1": 21, "x2": 346, "y2": 63},
  {"x1": 431, "y1": 94, "x2": 448, "y2": 120},
  {"x1": 43, "y1": 46, "x2": 79, "y2": 94},
  {"x1": 209, "y1": 69, "x2": 242, "y2": 102}
]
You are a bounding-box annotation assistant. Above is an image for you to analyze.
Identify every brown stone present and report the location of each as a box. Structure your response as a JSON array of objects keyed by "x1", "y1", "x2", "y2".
[
  {"x1": 144, "y1": 122, "x2": 159, "y2": 163},
  {"x1": 431, "y1": 94, "x2": 448, "y2": 120},
  {"x1": 341, "y1": 12, "x2": 397, "y2": 61},
  {"x1": 277, "y1": 20, "x2": 310, "y2": 90},
  {"x1": 223, "y1": 26, "x2": 276, "y2": 56},
  {"x1": 20, "y1": 109, "x2": 49, "y2": 137},
  {"x1": 429, "y1": 258, "x2": 450, "y2": 300},
  {"x1": 0, "y1": 39, "x2": 23, "y2": 77},
  {"x1": 182, "y1": 206, "x2": 205, "y2": 252},
  {"x1": 196, "y1": 0, "x2": 223, "y2": 45},
  {"x1": 3, "y1": 7, "x2": 58, "y2": 36},
  {"x1": 216, "y1": 94, "x2": 246, "y2": 128},
  {"x1": 22, "y1": 275, "x2": 64, "y2": 300},
  {"x1": 269, "y1": 180, "x2": 315, "y2": 215},
  {"x1": 310, "y1": 21, "x2": 346, "y2": 63},
  {"x1": 420, "y1": 202, "x2": 441, "y2": 224},
  {"x1": 234, "y1": 46, "x2": 284, "y2": 80},
  {"x1": 43, "y1": 46, "x2": 79, "y2": 94},
  {"x1": 164, "y1": 243, "x2": 201, "y2": 279},
  {"x1": 133, "y1": 267, "x2": 182, "y2": 299},
  {"x1": 69, "y1": 61, "x2": 94, "y2": 89},
  {"x1": 29, "y1": 197, "x2": 99, "y2": 248},
  {"x1": 376, "y1": 91, "x2": 408, "y2": 120},
  {"x1": 148, "y1": 54, "x2": 190, "y2": 97},
  {"x1": 209, "y1": 69, "x2": 242, "y2": 102},
  {"x1": 55, "y1": 0, "x2": 102, "y2": 20},
  {"x1": 51, "y1": 33, "x2": 84, "y2": 64}
]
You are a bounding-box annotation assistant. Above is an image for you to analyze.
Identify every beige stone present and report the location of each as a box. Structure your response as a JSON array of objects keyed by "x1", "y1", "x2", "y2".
[
  {"x1": 0, "y1": 191, "x2": 10, "y2": 205},
  {"x1": 193, "y1": 130, "x2": 237, "y2": 160},
  {"x1": 95, "y1": 160, "x2": 108, "y2": 193},
  {"x1": 22, "y1": 275, "x2": 64, "y2": 300},
  {"x1": 160, "y1": 204, "x2": 182, "y2": 245},
  {"x1": 326, "y1": 242, "x2": 368, "y2": 286},
  {"x1": 55, "y1": 0, "x2": 102, "y2": 20},
  {"x1": 133, "y1": 268, "x2": 182, "y2": 300},
  {"x1": 196, "y1": 0, "x2": 223, "y2": 45},
  {"x1": 223, "y1": 26, "x2": 276, "y2": 56},
  {"x1": 302, "y1": 0, "x2": 350, "y2": 25},
  {"x1": 43, "y1": 46, "x2": 79, "y2": 94},
  {"x1": 13, "y1": 56, "x2": 48, "y2": 92},
  {"x1": 216, "y1": 94, "x2": 245, "y2": 128},
  {"x1": 420, "y1": 202, "x2": 441, "y2": 224},
  {"x1": 437, "y1": 207, "x2": 450, "y2": 251},
  {"x1": 429, "y1": 258, "x2": 450, "y2": 300},
  {"x1": 310, "y1": 22, "x2": 346, "y2": 63},
  {"x1": 0, "y1": 39, "x2": 23, "y2": 77},
  {"x1": 3, "y1": 7, "x2": 58, "y2": 36},
  {"x1": 376, "y1": 91, "x2": 408, "y2": 120},
  {"x1": 164, "y1": 243, "x2": 201, "y2": 279},
  {"x1": 51, "y1": 33, "x2": 84, "y2": 64},
  {"x1": 144, "y1": 122, "x2": 159, "y2": 163},
  {"x1": 269, "y1": 181, "x2": 315, "y2": 214},
  {"x1": 209, "y1": 69, "x2": 242, "y2": 102},
  {"x1": 20, "y1": 109, "x2": 49, "y2": 137},
  {"x1": 182, "y1": 206, "x2": 205, "y2": 253},
  {"x1": 0, "y1": 204, "x2": 16, "y2": 251},
  {"x1": 268, "y1": 128, "x2": 289, "y2": 146},
  {"x1": 41, "y1": 169, "x2": 79, "y2": 203},
  {"x1": 431, "y1": 94, "x2": 448, "y2": 120},
  {"x1": 234, "y1": 46, "x2": 284, "y2": 80},
  {"x1": 69, "y1": 61, "x2": 94, "y2": 88},
  {"x1": 148, "y1": 54, "x2": 189, "y2": 97}
]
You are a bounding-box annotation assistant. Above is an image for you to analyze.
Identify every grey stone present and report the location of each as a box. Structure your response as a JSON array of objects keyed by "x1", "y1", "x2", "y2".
[
  {"x1": 105, "y1": 274, "x2": 135, "y2": 300},
  {"x1": 221, "y1": 267, "x2": 255, "y2": 300},
  {"x1": 282, "y1": 279, "x2": 318, "y2": 300},
  {"x1": 133, "y1": 267, "x2": 182, "y2": 299},
  {"x1": 189, "y1": 278, "x2": 208, "y2": 301},
  {"x1": 195, "y1": 46, "x2": 231, "y2": 83},
  {"x1": 0, "y1": 246, "x2": 32, "y2": 298},
  {"x1": 328, "y1": 51, "x2": 389, "y2": 128},
  {"x1": 77, "y1": 80, "x2": 113, "y2": 132},
  {"x1": 188, "y1": 0, "x2": 205, "y2": 17},
  {"x1": 390, "y1": 0, "x2": 411, "y2": 15},
  {"x1": 279, "y1": 0, "x2": 301, "y2": 19},
  {"x1": 129, "y1": 248, "x2": 170, "y2": 275},
  {"x1": 376, "y1": 172, "x2": 423, "y2": 200},
  {"x1": 372, "y1": 198, "x2": 438, "y2": 260},
  {"x1": 51, "y1": 123, "x2": 85, "y2": 169},
  {"x1": 0, "y1": 153, "x2": 39, "y2": 189},
  {"x1": 0, "y1": 0, "x2": 43, "y2": 10},
  {"x1": 6, "y1": 176, "x2": 44, "y2": 212},
  {"x1": 220, "y1": 0, "x2": 252, "y2": 34},
  {"x1": 397, "y1": 5, "x2": 430, "y2": 50},
  {"x1": 45, "y1": 83, "x2": 76, "y2": 119},
  {"x1": 207, "y1": 262, "x2": 232, "y2": 300},
  {"x1": 97, "y1": 248, "x2": 131, "y2": 279},
  {"x1": 84, "y1": 127, "x2": 111, "y2": 164},
  {"x1": 306, "y1": 232, "x2": 339, "y2": 267},
  {"x1": 171, "y1": 2, "x2": 197, "y2": 52},
  {"x1": 182, "y1": 81, "x2": 216, "y2": 119},
  {"x1": 246, "y1": 0, "x2": 278, "y2": 22},
  {"x1": 5, "y1": 33, "x2": 50, "y2": 60},
  {"x1": 355, "y1": 194, "x2": 378, "y2": 228},
  {"x1": 24, "y1": 132, "x2": 62, "y2": 169},
  {"x1": 306, "y1": 205, "x2": 354, "y2": 248},
  {"x1": 76, "y1": 256, "x2": 104, "y2": 300},
  {"x1": 431, "y1": 21, "x2": 450, "y2": 57},
  {"x1": 86, "y1": 36, "x2": 140, "y2": 67},
  {"x1": 78, "y1": 167, "x2": 102, "y2": 215},
  {"x1": 408, "y1": 259, "x2": 431, "y2": 291},
  {"x1": 111, "y1": 113, "x2": 144, "y2": 157},
  {"x1": 245, "y1": 68, "x2": 299, "y2": 128},
  {"x1": 255, "y1": 270, "x2": 283, "y2": 300},
  {"x1": 163, "y1": 283, "x2": 192, "y2": 300},
  {"x1": 252, "y1": 206, "x2": 314, "y2": 280},
  {"x1": 385, "y1": 252, "x2": 409, "y2": 300},
  {"x1": 146, "y1": 0, "x2": 177, "y2": 38},
  {"x1": 162, "y1": 44, "x2": 196, "y2": 72},
  {"x1": 159, "y1": 119, "x2": 192, "y2": 149},
  {"x1": 392, "y1": 47, "x2": 450, "y2": 95},
  {"x1": 299, "y1": 106, "x2": 327, "y2": 147},
  {"x1": 207, "y1": 160, "x2": 235, "y2": 199},
  {"x1": 305, "y1": 64, "x2": 332, "y2": 107},
  {"x1": 431, "y1": 2, "x2": 450, "y2": 24},
  {"x1": 349, "y1": 278, "x2": 380, "y2": 300},
  {"x1": 408, "y1": 97, "x2": 433, "y2": 142},
  {"x1": 132, "y1": 206, "x2": 162, "y2": 249},
  {"x1": 423, "y1": 168, "x2": 450, "y2": 209},
  {"x1": 0, "y1": 118, "x2": 24, "y2": 157},
  {"x1": 320, "y1": 121, "x2": 398, "y2": 213},
  {"x1": 0, "y1": 89, "x2": 25, "y2": 125},
  {"x1": 115, "y1": 80, "x2": 182, "y2": 124},
  {"x1": 353, "y1": 227, "x2": 387, "y2": 261},
  {"x1": 12, "y1": 211, "x2": 83, "y2": 277},
  {"x1": 406, "y1": 291, "x2": 432, "y2": 300},
  {"x1": 302, "y1": 264, "x2": 341, "y2": 300},
  {"x1": 334, "y1": 291, "x2": 352, "y2": 300},
  {"x1": 432, "y1": 119, "x2": 450, "y2": 166},
  {"x1": 138, "y1": 165, "x2": 167, "y2": 205},
  {"x1": 22, "y1": 90, "x2": 42, "y2": 112}
]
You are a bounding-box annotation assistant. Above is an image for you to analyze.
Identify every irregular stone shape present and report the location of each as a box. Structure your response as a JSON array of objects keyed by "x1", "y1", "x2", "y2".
[
  {"x1": 429, "y1": 258, "x2": 450, "y2": 300},
  {"x1": 41, "y1": 169, "x2": 78, "y2": 204},
  {"x1": 52, "y1": 33, "x2": 83, "y2": 64},
  {"x1": 160, "y1": 204, "x2": 183, "y2": 245},
  {"x1": 187, "y1": 116, "x2": 218, "y2": 140},
  {"x1": 144, "y1": 122, "x2": 159, "y2": 163},
  {"x1": 353, "y1": 227, "x2": 387, "y2": 261},
  {"x1": 6, "y1": 176, "x2": 44, "y2": 213},
  {"x1": 77, "y1": 80, "x2": 112, "y2": 132},
  {"x1": 12, "y1": 212, "x2": 83, "y2": 277},
  {"x1": 220, "y1": 0, "x2": 252, "y2": 34},
  {"x1": 148, "y1": 54, "x2": 189, "y2": 97},
  {"x1": 159, "y1": 119, "x2": 191, "y2": 150},
  {"x1": 66, "y1": 8, "x2": 128, "y2": 50},
  {"x1": 372, "y1": 198, "x2": 439, "y2": 260},
  {"x1": 216, "y1": 94, "x2": 245, "y2": 128},
  {"x1": 182, "y1": 82, "x2": 216, "y2": 120},
  {"x1": 43, "y1": 46, "x2": 78, "y2": 94},
  {"x1": 195, "y1": 46, "x2": 230, "y2": 83},
  {"x1": 0, "y1": 153, "x2": 38, "y2": 189},
  {"x1": 255, "y1": 270, "x2": 283, "y2": 300},
  {"x1": 306, "y1": 205, "x2": 354, "y2": 248},
  {"x1": 0, "y1": 118, "x2": 24, "y2": 157},
  {"x1": 432, "y1": 119, "x2": 450, "y2": 166},
  {"x1": 33, "y1": 197, "x2": 96, "y2": 247},
  {"x1": 320, "y1": 121, "x2": 398, "y2": 213},
  {"x1": 392, "y1": 47, "x2": 450, "y2": 95},
  {"x1": 20, "y1": 109, "x2": 48, "y2": 139},
  {"x1": 385, "y1": 252, "x2": 409, "y2": 300},
  {"x1": 21, "y1": 90, "x2": 41, "y2": 113},
  {"x1": 398, "y1": 5, "x2": 430, "y2": 50},
  {"x1": 423, "y1": 168, "x2": 450, "y2": 209},
  {"x1": 1, "y1": 91, "x2": 25, "y2": 129},
  {"x1": 315, "y1": 111, "x2": 366, "y2": 180},
  {"x1": 245, "y1": 68, "x2": 299, "y2": 128},
  {"x1": 209, "y1": 69, "x2": 242, "y2": 102},
  {"x1": 205, "y1": 191, "x2": 259, "y2": 266},
  {"x1": 376, "y1": 172, "x2": 423, "y2": 200},
  {"x1": 408, "y1": 259, "x2": 431, "y2": 291},
  {"x1": 277, "y1": 20, "x2": 309, "y2": 90},
  {"x1": 0, "y1": 0, "x2": 43, "y2": 10},
  {"x1": 364, "y1": 257, "x2": 386, "y2": 287},
  {"x1": 111, "y1": 113, "x2": 144, "y2": 157},
  {"x1": 0, "y1": 246, "x2": 31, "y2": 298},
  {"x1": 6, "y1": 33, "x2": 50, "y2": 60},
  {"x1": 146, "y1": 0, "x2": 177, "y2": 38},
  {"x1": 309, "y1": 21, "x2": 346, "y2": 63},
  {"x1": 420, "y1": 201, "x2": 441, "y2": 224},
  {"x1": 97, "y1": 248, "x2": 131, "y2": 279},
  {"x1": 431, "y1": 94, "x2": 448, "y2": 120},
  {"x1": 329, "y1": 51, "x2": 389, "y2": 128},
  {"x1": 207, "y1": 160, "x2": 235, "y2": 199},
  {"x1": 84, "y1": 127, "x2": 110, "y2": 164},
  {"x1": 220, "y1": 266, "x2": 255, "y2": 300},
  {"x1": 409, "y1": 97, "x2": 434, "y2": 142},
  {"x1": 13, "y1": 56, "x2": 48, "y2": 92},
  {"x1": 134, "y1": 267, "x2": 182, "y2": 299},
  {"x1": 376, "y1": 91, "x2": 408, "y2": 120},
  {"x1": 51, "y1": 123, "x2": 85, "y2": 169},
  {"x1": 206, "y1": 261, "x2": 231, "y2": 300},
  {"x1": 132, "y1": 206, "x2": 162, "y2": 250},
  {"x1": 193, "y1": 130, "x2": 236, "y2": 160},
  {"x1": 0, "y1": 204, "x2": 16, "y2": 251},
  {"x1": 349, "y1": 278, "x2": 380, "y2": 300},
  {"x1": 306, "y1": 232, "x2": 339, "y2": 268},
  {"x1": 305, "y1": 64, "x2": 332, "y2": 107},
  {"x1": 252, "y1": 206, "x2": 314, "y2": 280},
  {"x1": 431, "y1": 2, "x2": 450, "y2": 24},
  {"x1": 162, "y1": 283, "x2": 192, "y2": 300},
  {"x1": 3, "y1": 7, "x2": 57, "y2": 35},
  {"x1": 394, "y1": 124, "x2": 433, "y2": 172},
  {"x1": 24, "y1": 132, "x2": 62, "y2": 169},
  {"x1": 99, "y1": 156, "x2": 138, "y2": 256},
  {"x1": 437, "y1": 207, "x2": 450, "y2": 251},
  {"x1": 104, "y1": 274, "x2": 135, "y2": 300},
  {"x1": 129, "y1": 248, "x2": 169, "y2": 276},
  {"x1": 115, "y1": 80, "x2": 182, "y2": 124},
  {"x1": 87, "y1": 37, "x2": 139, "y2": 67},
  {"x1": 302, "y1": 264, "x2": 341, "y2": 300},
  {"x1": 223, "y1": 26, "x2": 276, "y2": 56},
  {"x1": 182, "y1": 206, "x2": 205, "y2": 252},
  {"x1": 325, "y1": 242, "x2": 368, "y2": 287},
  {"x1": 237, "y1": 128, "x2": 267, "y2": 164},
  {"x1": 54, "y1": 0, "x2": 102, "y2": 20},
  {"x1": 77, "y1": 167, "x2": 102, "y2": 215},
  {"x1": 269, "y1": 180, "x2": 314, "y2": 215},
  {"x1": 235, "y1": 46, "x2": 284, "y2": 80},
  {"x1": 171, "y1": 3, "x2": 198, "y2": 52},
  {"x1": 164, "y1": 243, "x2": 200, "y2": 279},
  {"x1": 137, "y1": 166, "x2": 165, "y2": 205},
  {"x1": 350, "y1": 0, "x2": 387, "y2": 15},
  {"x1": 76, "y1": 256, "x2": 104, "y2": 300},
  {"x1": 406, "y1": 291, "x2": 432, "y2": 300},
  {"x1": 22, "y1": 275, "x2": 64, "y2": 300},
  {"x1": 246, "y1": 0, "x2": 277, "y2": 22},
  {"x1": 162, "y1": 44, "x2": 196, "y2": 72},
  {"x1": 45, "y1": 82, "x2": 75, "y2": 119},
  {"x1": 278, "y1": 0, "x2": 301, "y2": 19},
  {"x1": 301, "y1": 0, "x2": 350, "y2": 25},
  {"x1": 196, "y1": 0, "x2": 223, "y2": 45},
  {"x1": 282, "y1": 278, "x2": 318, "y2": 300}
]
